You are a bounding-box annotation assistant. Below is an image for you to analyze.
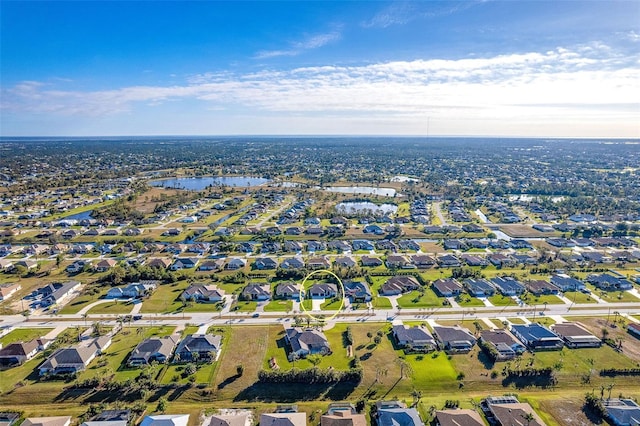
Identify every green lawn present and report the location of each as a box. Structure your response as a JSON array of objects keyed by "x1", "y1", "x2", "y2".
[
  {"x1": 507, "y1": 317, "x2": 526, "y2": 324},
  {"x1": 563, "y1": 291, "x2": 597, "y2": 304},
  {"x1": 403, "y1": 351, "x2": 458, "y2": 385},
  {"x1": 455, "y1": 295, "x2": 486, "y2": 307},
  {"x1": 397, "y1": 288, "x2": 445, "y2": 308},
  {"x1": 141, "y1": 282, "x2": 188, "y2": 313},
  {"x1": 231, "y1": 300, "x2": 258, "y2": 312},
  {"x1": 58, "y1": 289, "x2": 109, "y2": 314},
  {"x1": 264, "y1": 300, "x2": 293, "y2": 312},
  {"x1": 488, "y1": 295, "x2": 517, "y2": 306},
  {"x1": 520, "y1": 293, "x2": 566, "y2": 305},
  {"x1": 87, "y1": 300, "x2": 135, "y2": 315},
  {"x1": 0, "y1": 328, "x2": 54, "y2": 347},
  {"x1": 263, "y1": 323, "x2": 351, "y2": 371},
  {"x1": 596, "y1": 290, "x2": 640, "y2": 303},
  {"x1": 320, "y1": 297, "x2": 345, "y2": 311},
  {"x1": 371, "y1": 297, "x2": 392, "y2": 309},
  {"x1": 79, "y1": 325, "x2": 176, "y2": 383}
]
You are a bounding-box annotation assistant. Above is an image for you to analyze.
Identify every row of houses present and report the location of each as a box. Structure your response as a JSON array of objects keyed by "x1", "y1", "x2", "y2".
[{"x1": 392, "y1": 320, "x2": 604, "y2": 359}]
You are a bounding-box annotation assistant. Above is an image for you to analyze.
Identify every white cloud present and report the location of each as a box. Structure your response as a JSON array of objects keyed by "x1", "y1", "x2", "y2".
[
  {"x1": 2, "y1": 44, "x2": 639, "y2": 137},
  {"x1": 255, "y1": 29, "x2": 341, "y2": 59}
]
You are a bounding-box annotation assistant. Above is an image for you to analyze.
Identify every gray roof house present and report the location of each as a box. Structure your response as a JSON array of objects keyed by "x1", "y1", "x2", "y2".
[
  {"x1": 181, "y1": 284, "x2": 225, "y2": 303},
  {"x1": 308, "y1": 283, "x2": 338, "y2": 299},
  {"x1": 392, "y1": 325, "x2": 436, "y2": 351},
  {"x1": 510, "y1": 323, "x2": 564, "y2": 351},
  {"x1": 0, "y1": 339, "x2": 39, "y2": 366},
  {"x1": 432, "y1": 325, "x2": 477, "y2": 353},
  {"x1": 128, "y1": 335, "x2": 179, "y2": 366},
  {"x1": 284, "y1": 327, "x2": 331, "y2": 360},
  {"x1": 174, "y1": 334, "x2": 222, "y2": 362},
  {"x1": 275, "y1": 282, "x2": 301, "y2": 300},
  {"x1": 241, "y1": 283, "x2": 271, "y2": 301},
  {"x1": 550, "y1": 322, "x2": 602, "y2": 348},
  {"x1": 380, "y1": 276, "x2": 421, "y2": 296},
  {"x1": 39, "y1": 342, "x2": 104, "y2": 376},
  {"x1": 432, "y1": 278, "x2": 463, "y2": 297},
  {"x1": 344, "y1": 281, "x2": 372, "y2": 303},
  {"x1": 479, "y1": 330, "x2": 526, "y2": 360},
  {"x1": 376, "y1": 401, "x2": 424, "y2": 426}
]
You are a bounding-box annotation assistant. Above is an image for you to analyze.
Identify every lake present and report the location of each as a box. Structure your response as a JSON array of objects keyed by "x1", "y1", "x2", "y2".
[
  {"x1": 61, "y1": 210, "x2": 94, "y2": 221},
  {"x1": 151, "y1": 176, "x2": 270, "y2": 190},
  {"x1": 336, "y1": 201, "x2": 398, "y2": 216},
  {"x1": 324, "y1": 186, "x2": 397, "y2": 196}
]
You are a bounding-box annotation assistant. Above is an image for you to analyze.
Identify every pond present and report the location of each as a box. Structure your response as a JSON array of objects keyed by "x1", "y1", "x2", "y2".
[
  {"x1": 61, "y1": 210, "x2": 94, "y2": 221},
  {"x1": 336, "y1": 201, "x2": 398, "y2": 216},
  {"x1": 151, "y1": 176, "x2": 270, "y2": 190},
  {"x1": 324, "y1": 186, "x2": 396, "y2": 197}
]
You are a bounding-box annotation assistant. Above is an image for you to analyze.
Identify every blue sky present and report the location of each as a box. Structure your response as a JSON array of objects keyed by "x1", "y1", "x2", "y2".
[{"x1": 1, "y1": 1, "x2": 639, "y2": 137}]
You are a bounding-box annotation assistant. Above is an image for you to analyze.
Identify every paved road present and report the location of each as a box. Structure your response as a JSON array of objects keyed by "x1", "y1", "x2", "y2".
[
  {"x1": 2, "y1": 301, "x2": 638, "y2": 331},
  {"x1": 432, "y1": 202, "x2": 447, "y2": 226}
]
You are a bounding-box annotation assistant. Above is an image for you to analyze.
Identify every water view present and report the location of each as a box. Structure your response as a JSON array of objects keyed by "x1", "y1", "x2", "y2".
[
  {"x1": 335, "y1": 201, "x2": 398, "y2": 216},
  {"x1": 151, "y1": 176, "x2": 270, "y2": 190},
  {"x1": 324, "y1": 186, "x2": 396, "y2": 197}
]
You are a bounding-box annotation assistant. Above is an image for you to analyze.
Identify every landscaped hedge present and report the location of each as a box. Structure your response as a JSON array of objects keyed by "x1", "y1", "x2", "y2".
[
  {"x1": 477, "y1": 338, "x2": 500, "y2": 361},
  {"x1": 599, "y1": 368, "x2": 640, "y2": 377},
  {"x1": 258, "y1": 367, "x2": 363, "y2": 384}
]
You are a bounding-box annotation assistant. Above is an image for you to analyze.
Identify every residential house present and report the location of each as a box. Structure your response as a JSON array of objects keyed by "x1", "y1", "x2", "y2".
[
  {"x1": 284, "y1": 327, "x2": 331, "y2": 360},
  {"x1": 525, "y1": 280, "x2": 560, "y2": 295},
  {"x1": 281, "y1": 257, "x2": 305, "y2": 269},
  {"x1": 254, "y1": 257, "x2": 278, "y2": 270},
  {"x1": 198, "y1": 259, "x2": 225, "y2": 271},
  {"x1": 386, "y1": 255, "x2": 411, "y2": 269},
  {"x1": 343, "y1": 281, "x2": 372, "y2": 303},
  {"x1": 483, "y1": 397, "x2": 546, "y2": 426},
  {"x1": 602, "y1": 399, "x2": 640, "y2": 426},
  {"x1": 432, "y1": 278, "x2": 463, "y2": 297},
  {"x1": 275, "y1": 282, "x2": 301, "y2": 300},
  {"x1": 260, "y1": 413, "x2": 306, "y2": 426},
  {"x1": 479, "y1": 330, "x2": 526, "y2": 360},
  {"x1": 308, "y1": 283, "x2": 338, "y2": 299},
  {"x1": 40, "y1": 281, "x2": 81, "y2": 307},
  {"x1": 376, "y1": 401, "x2": 424, "y2": 426},
  {"x1": 20, "y1": 418, "x2": 72, "y2": 426},
  {"x1": 94, "y1": 258, "x2": 117, "y2": 272},
  {"x1": 321, "y1": 410, "x2": 366, "y2": 426},
  {"x1": 352, "y1": 240, "x2": 374, "y2": 251},
  {"x1": 363, "y1": 224, "x2": 384, "y2": 235},
  {"x1": 181, "y1": 284, "x2": 225, "y2": 303},
  {"x1": 148, "y1": 257, "x2": 173, "y2": 269},
  {"x1": 587, "y1": 273, "x2": 633, "y2": 291},
  {"x1": 411, "y1": 255, "x2": 436, "y2": 269},
  {"x1": 488, "y1": 253, "x2": 515, "y2": 268},
  {"x1": 0, "y1": 283, "x2": 21, "y2": 301},
  {"x1": 307, "y1": 241, "x2": 327, "y2": 252},
  {"x1": 550, "y1": 322, "x2": 602, "y2": 348},
  {"x1": 549, "y1": 274, "x2": 586, "y2": 292},
  {"x1": 434, "y1": 410, "x2": 484, "y2": 426},
  {"x1": 284, "y1": 240, "x2": 303, "y2": 252},
  {"x1": 380, "y1": 276, "x2": 421, "y2": 296},
  {"x1": 460, "y1": 254, "x2": 488, "y2": 267},
  {"x1": 285, "y1": 226, "x2": 303, "y2": 236},
  {"x1": 140, "y1": 415, "x2": 189, "y2": 426},
  {"x1": 204, "y1": 412, "x2": 252, "y2": 426},
  {"x1": 490, "y1": 277, "x2": 525, "y2": 296},
  {"x1": 360, "y1": 256, "x2": 383, "y2": 267},
  {"x1": 128, "y1": 335, "x2": 179, "y2": 366},
  {"x1": 334, "y1": 256, "x2": 356, "y2": 268},
  {"x1": 628, "y1": 323, "x2": 640, "y2": 339},
  {"x1": 225, "y1": 258, "x2": 246, "y2": 270},
  {"x1": 38, "y1": 341, "x2": 105, "y2": 376},
  {"x1": 398, "y1": 240, "x2": 420, "y2": 251},
  {"x1": 432, "y1": 325, "x2": 477, "y2": 353},
  {"x1": 510, "y1": 323, "x2": 564, "y2": 351},
  {"x1": 392, "y1": 325, "x2": 436, "y2": 351},
  {"x1": 437, "y1": 254, "x2": 461, "y2": 268},
  {"x1": 0, "y1": 339, "x2": 39, "y2": 366},
  {"x1": 174, "y1": 334, "x2": 222, "y2": 362},
  {"x1": 328, "y1": 241, "x2": 351, "y2": 252},
  {"x1": 376, "y1": 240, "x2": 397, "y2": 252},
  {"x1": 170, "y1": 258, "x2": 199, "y2": 271},
  {"x1": 241, "y1": 283, "x2": 271, "y2": 301},
  {"x1": 464, "y1": 279, "x2": 496, "y2": 297},
  {"x1": 106, "y1": 282, "x2": 156, "y2": 299}
]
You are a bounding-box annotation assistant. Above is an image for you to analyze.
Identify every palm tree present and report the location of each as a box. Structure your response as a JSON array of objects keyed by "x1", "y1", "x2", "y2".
[{"x1": 522, "y1": 412, "x2": 535, "y2": 426}]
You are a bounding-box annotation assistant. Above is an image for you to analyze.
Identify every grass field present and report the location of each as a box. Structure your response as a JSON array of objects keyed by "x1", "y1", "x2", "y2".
[
  {"x1": 263, "y1": 300, "x2": 293, "y2": 312},
  {"x1": 141, "y1": 282, "x2": 187, "y2": 313},
  {"x1": 397, "y1": 288, "x2": 444, "y2": 308},
  {"x1": 0, "y1": 328, "x2": 53, "y2": 347},
  {"x1": 87, "y1": 300, "x2": 135, "y2": 315}
]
